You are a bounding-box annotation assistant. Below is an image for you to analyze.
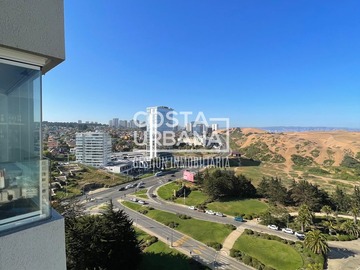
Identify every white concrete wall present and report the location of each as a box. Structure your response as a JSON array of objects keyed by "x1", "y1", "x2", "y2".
[{"x1": 0, "y1": 210, "x2": 66, "y2": 270}]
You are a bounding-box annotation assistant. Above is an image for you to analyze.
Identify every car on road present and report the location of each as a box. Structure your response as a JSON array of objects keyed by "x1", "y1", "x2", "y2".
[
  {"x1": 267, "y1": 225, "x2": 279, "y2": 230},
  {"x1": 118, "y1": 187, "x2": 125, "y2": 191},
  {"x1": 282, "y1": 228, "x2": 294, "y2": 234},
  {"x1": 138, "y1": 200, "x2": 146, "y2": 205},
  {"x1": 137, "y1": 182, "x2": 144, "y2": 188},
  {"x1": 151, "y1": 194, "x2": 157, "y2": 198},
  {"x1": 234, "y1": 216, "x2": 244, "y2": 222},
  {"x1": 205, "y1": 210, "x2": 215, "y2": 215},
  {"x1": 188, "y1": 206, "x2": 197, "y2": 210},
  {"x1": 295, "y1": 231, "x2": 305, "y2": 240},
  {"x1": 167, "y1": 178, "x2": 172, "y2": 182},
  {"x1": 215, "y1": 212, "x2": 224, "y2": 217}
]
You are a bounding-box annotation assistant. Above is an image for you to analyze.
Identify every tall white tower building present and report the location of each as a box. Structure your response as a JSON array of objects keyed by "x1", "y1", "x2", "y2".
[
  {"x1": 76, "y1": 132, "x2": 112, "y2": 167},
  {"x1": 146, "y1": 106, "x2": 174, "y2": 159}
]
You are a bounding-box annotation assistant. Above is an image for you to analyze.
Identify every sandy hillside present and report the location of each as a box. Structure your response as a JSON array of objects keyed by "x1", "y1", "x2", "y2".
[{"x1": 230, "y1": 128, "x2": 360, "y2": 168}]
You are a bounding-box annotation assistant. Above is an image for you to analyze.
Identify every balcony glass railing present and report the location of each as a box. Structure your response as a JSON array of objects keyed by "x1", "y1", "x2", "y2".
[
  {"x1": 0, "y1": 159, "x2": 50, "y2": 231},
  {"x1": 0, "y1": 59, "x2": 50, "y2": 232}
]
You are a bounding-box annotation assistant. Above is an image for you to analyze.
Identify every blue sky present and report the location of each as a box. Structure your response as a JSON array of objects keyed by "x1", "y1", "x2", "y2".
[{"x1": 43, "y1": 0, "x2": 360, "y2": 128}]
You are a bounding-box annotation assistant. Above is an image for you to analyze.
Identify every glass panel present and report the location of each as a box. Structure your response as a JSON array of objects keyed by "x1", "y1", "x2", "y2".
[{"x1": 0, "y1": 59, "x2": 50, "y2": 232}]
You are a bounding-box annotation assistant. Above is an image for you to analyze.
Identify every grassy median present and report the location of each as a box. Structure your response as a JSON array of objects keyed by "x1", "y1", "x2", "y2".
[{"x1": 123, "y1": 201, "x2": 233, "y2": 245}]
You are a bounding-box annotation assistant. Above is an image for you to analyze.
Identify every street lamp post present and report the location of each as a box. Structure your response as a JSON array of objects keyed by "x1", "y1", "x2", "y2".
[{"x1": 183, "y1": 188, "x2": 186, "y2": 205}]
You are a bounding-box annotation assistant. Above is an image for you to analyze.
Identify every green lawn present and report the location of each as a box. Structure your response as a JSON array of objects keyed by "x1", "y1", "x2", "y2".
[
  {"x1": 134, "y1": 189, "x2": 148, "y2": 199},
  {"x1": 157, "y1": 182, "x2": 182, "y2": 200},
  {"x1": 233, "y1": 235, "x2": 303, "y2": 270},
  {"x1": 175, "y1": 190, "x2": 208, "y2": 206},
  {"x1": 207, "y1": 199, "x2": 268, "y2": 216},
  {"x1": 123, "y1": 201, "x2": 233, "y2": 245},
  {"x1": 135, "y1": 229, "x2": 208, "y2": 270}
]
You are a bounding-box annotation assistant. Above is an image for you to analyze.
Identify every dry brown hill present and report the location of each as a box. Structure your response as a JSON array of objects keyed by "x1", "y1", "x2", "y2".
[{"x1": 230, "y1": 128, "x2": 360, "y2": 168}]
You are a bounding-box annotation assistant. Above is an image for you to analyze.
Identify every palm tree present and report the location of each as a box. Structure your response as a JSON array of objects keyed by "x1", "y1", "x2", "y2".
[
  {"x1": 341, "y1": 220, "x2": 359, "y2": 238},
  {"x1": 349, "y1": 205, "x2": 359, "y2": 225},
  {"x1": 297, "y1": 204, "x2": 314, "y2": 232},
  {"x1": 304, "y1": 230, "x2": 329, "y2": 255},
  {"x1": 321, "y1": 205, "x2": 332, "y2": 220},
  {"x1": 323, "y1": 219, "x2": 337, "y2": 235}
]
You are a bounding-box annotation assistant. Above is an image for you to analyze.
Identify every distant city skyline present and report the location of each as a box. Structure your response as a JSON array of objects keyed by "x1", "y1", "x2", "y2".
[{"x1": 43, "y1": 1, "x2": 360, "y2": 128}]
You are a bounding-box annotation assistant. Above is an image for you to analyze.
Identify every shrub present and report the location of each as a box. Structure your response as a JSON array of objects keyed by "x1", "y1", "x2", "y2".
[
  {"x1": 206, "y1": 242, "x2": 222, "y2": 251},
  {"x1": 244, "y1": 214, "x2": 253, "y2": 220},
  {"x1": 244, "y1": 229, "x2": 254, "y2": 235},
  {"x1": 176, "y1": 213, "x2": 192, "y2": 220},
  {"x1": 243, "y1": 255, "x2": 252, "y2": 265},
  {"x1": 138, "y1": 209, "x2": 148, "y2": 215},
  {"x1": 337, "y1": 234, "x2": 356, "y2": 241},
  {"x1": 144, "y1": 236, "x2": 158, "y2": 246},
  {"x1": 291, "y1": 154, "x2": 313, "y2": 166},
  {"x1": 225, "y1": 224, "x2": 236, "y2": 231},
  {"x1": 165, "y1": 221, "x2": 179, "y2": 228}
]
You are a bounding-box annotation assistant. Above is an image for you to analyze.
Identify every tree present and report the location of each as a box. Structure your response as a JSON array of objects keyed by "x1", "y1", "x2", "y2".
[
  {"x1": 202, "y1": 169, "x2": 256, "y2": 200},
  {"x1": 321, "y1": 205, "x2": 332, "y2": 220},
  {"x1": 353, "y1": 186, "x2": 360, "y2": 208},
  {"x1": 304, "y1": 230, "x2": 329, "y2": 255},
  {"x1": 65, "y1": 201, "x2": 141, "y2": 270},
  {"x1": 257, "y1": 177, "x2": 288, "y2": 205},
  {"x1": 288, "y1": 180, "x2": 331, "y2": 211},
  {"x1": 349, "y1": 205, "x2": 359, "y2": 225},
  {"x1": 332, "y1": 186, "x2": 351, "y2": 212},
  {"x1": 341, "y1": 220, "x2": 359, "y2": 238},
  {"x1": 322, "y1": 219, "x2": 337, "y2": 235},
  {"x1": 296, "y1": 204, "x2": 314, "y2": 232}
]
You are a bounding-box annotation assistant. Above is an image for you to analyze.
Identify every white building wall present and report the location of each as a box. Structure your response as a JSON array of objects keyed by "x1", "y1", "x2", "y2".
[
  {"x1": 146, "y1": 106, "x2": 174, "y2": 159},
  {"x1": 76, "y1": 132, "x2": 111, "y2": 167}
]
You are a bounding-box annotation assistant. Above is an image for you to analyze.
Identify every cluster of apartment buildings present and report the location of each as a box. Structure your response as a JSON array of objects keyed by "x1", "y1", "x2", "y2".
[{"x1": 108, "y1": 118, "x2": 142, "y2": 129}]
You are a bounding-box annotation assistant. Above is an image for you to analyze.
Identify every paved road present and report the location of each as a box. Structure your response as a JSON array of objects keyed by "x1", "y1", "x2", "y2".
[{"x1": 113, "y1": 200, "x2": 253, "y2": 270}]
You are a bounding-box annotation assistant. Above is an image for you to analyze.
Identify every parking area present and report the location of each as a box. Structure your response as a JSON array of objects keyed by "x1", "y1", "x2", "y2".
[{"x1": 328, "y1": 239, "x2": 360, "y2": 270}]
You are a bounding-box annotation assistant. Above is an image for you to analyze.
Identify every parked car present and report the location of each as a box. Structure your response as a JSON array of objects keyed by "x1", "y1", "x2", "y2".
[
  {"x1": 131, "y1": 198, "x2": 138, "y2": 202},
  {"x1": 267, "y1": 225, "x2": 279, "y2": 230},
  {"x1": 125, "y1": 184, "x2": 132, "y2": 190},
  {"x1": 295, "y1": 231, "x2": 305, "y2": 239},
  {"x1": 167, "y1": 178, "x2": 172, "y2": 182},
  {"x1": 215, "y1": 212, "x2": 224, "y2": 217},
  {"x1": 205, "y1": 210, "x2": 215, "y2": 215},
  {"x1": 197, "y1": 209, "x2": 206, "y2": 213},
  {"x1": 234, "y1": 216, "x2": 244, "y2": 222},
  {"x1": 282, "y1": 228, "x2": 294, "y2": 234},
  {"x1": 171, "y1": 174, "x2": 175, "y2": 177},
  {"x1": 118, "y1": 187, "x2": 125, "y2": 191},
  {"x1": 138, "y1": 200, "x2": 145, "y2": 205},
  {"x1": 188, "y1": 206, "x2": 197, "y2": 210}
]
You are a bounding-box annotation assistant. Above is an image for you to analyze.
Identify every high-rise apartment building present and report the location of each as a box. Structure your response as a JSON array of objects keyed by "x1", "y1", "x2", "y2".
[
  {"x1": 113, "y1": 118, "x2": 119, "y2": 128},
  {"x1": 76, "y1": 132, "x2": 112, "y2": 167},
  {"x1": 146, "y1": 106, "x2": 174, "y2": 159},
  {"x1": 212, "y1": 123, "x2": 219, "y2": 131}
]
